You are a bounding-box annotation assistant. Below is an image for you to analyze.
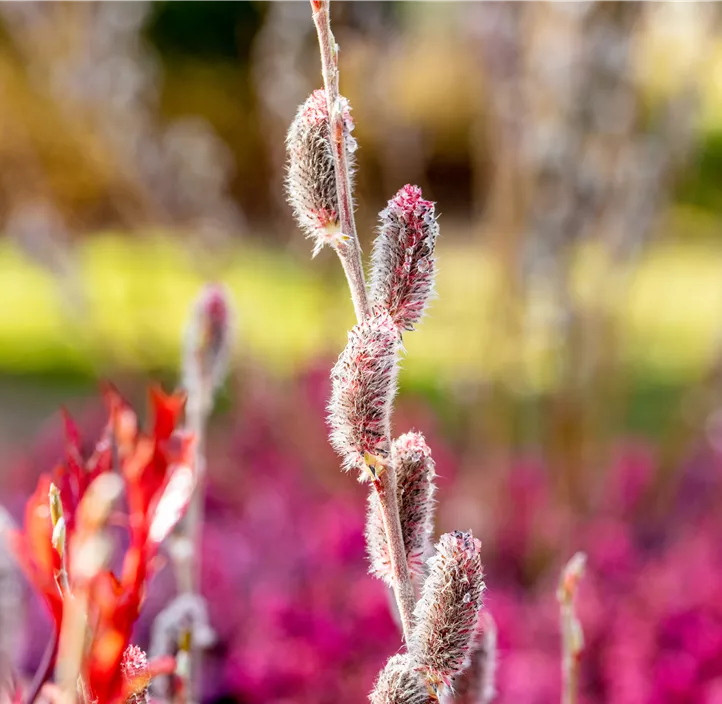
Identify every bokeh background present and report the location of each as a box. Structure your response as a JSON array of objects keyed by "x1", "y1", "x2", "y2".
[{"x1": 2, "y1": 2, "x2": 722, "y2": 702}]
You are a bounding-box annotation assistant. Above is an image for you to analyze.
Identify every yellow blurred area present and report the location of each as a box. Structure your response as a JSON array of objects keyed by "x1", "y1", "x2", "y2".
[{"x1": 1, "y1": 232, "x2": 722, "y2": 390}]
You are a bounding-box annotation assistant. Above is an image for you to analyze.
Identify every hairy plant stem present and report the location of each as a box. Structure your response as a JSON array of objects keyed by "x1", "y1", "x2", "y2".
[
  {"x1": 310, "y1": 0, "x2": 370, "y2": 322},
  {"x1": 173, "y1": 392, "x2": 209, "y2": 703},
  {"x1": 310, "y1": 0, "x2": 416, "y2": 641},
  {"x1": 373, "y1": 466, "x2": 416, "y2": 641}
]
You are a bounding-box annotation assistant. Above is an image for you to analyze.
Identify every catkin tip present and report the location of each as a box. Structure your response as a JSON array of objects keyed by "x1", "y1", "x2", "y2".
[{"x1": 369, "y1": 184, "x2": 439, "y2": 331}]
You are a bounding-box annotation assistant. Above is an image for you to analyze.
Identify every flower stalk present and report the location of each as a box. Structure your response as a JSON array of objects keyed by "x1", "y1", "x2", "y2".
[
  {"x1": 558, "y1": 552, "x2": 586, "y2": 704},
  {"x1": 372, "y1": 468, "x2": 418, "y2": 641},
  {"x1": 310, "y1": 0, "x2": 369, "y2": 322},
  {"x1": 305, "y1": 0, "x2": 416, "y2": 644},
  {"x1": 172, "y1": 284, "x2": 232, "y2": 702}
]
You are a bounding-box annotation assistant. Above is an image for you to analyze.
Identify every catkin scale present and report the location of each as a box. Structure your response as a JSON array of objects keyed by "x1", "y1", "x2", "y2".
[
  {"x1": 370, "y1": 654, "x2": 437, "y2": 704},
  {"x1": 286, "y1": 89, "x2": 356, "y2": 256},
  {"x1": 369, "y1": 184, "x2": 439, "y2": 331},
  {"x1": 327, "y1": 309, "x2": 401, "y2": 479},
  {"x1": 366, "y1": 431, "x2": 436, "y2": 583},
  {"x1": 410, "y1": 531, "x2": 486, "y2": 688}
]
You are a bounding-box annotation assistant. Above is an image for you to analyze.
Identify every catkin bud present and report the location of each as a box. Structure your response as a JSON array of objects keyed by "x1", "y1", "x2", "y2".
[
  {"x1": 182, "y1": 283, "x2": 233, "y2": 411},
  {"x1": 121, "y1": 644, "x2": 151, "y2": 704},
  {"x1": 410, "y1": 531, "x2": 485, "y2": 688},
  {"x1": 370, "y1": 654, "x2": 437, "y2": 704},
  {"x1": 369, "y1": 185, "x2": 439, "y2": 331},
  {"x1": 443, "y1": 612, "x2": 498, "y2": 704},
  {"x1": 366, "y1": 432, "x2": 436, "y2": 583},
  {"x1": 286, "y1": 88, "x2": 356, "y2": 256},
  {"x1": 328, "y1": 308, "x2": 400, "y2": 480},
  {"x1": 48, "y1": 482, "x2": 63, "y2": 527}
]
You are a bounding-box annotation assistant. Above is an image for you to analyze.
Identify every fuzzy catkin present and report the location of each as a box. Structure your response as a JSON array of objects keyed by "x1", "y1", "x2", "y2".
[
  {"x1": 328, "y1": 308, "x2": 401, "y2": 479},
  {"x1": 182, "y1": 283, "x2": 233, "y2": 409},
  {"x1": 366, "y1": 431, "x2": 436, "y2": 583},
  {"x1": 121, "y1": 644, "x2": 151, "y2": 704},
  {"x1": 369, "y1": 184, "x2": 439, "y2": 331},
  {"x1": 370, "y1": 654, "x2": 437, "y2": 704},
  {"x1": 410, "y1": 531, "x2": 485, "y2": 688},
  {"x1": 286, "y1": 88, "x2": 356, "y2": 256},
  {"x1": 443, "y1": 612, "x2": 498, "y2": 704}
]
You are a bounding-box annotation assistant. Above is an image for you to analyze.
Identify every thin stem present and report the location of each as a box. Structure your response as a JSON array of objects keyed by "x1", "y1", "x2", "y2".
[
  {"x1": 373, "y1": 468, "x2": 416, "y2": 641},
  {"x1": 24, "y1": 629, "x2": 58, "y2": 704},
  {"x1": 173, "y1": 392, "x2": 208, "y2": 703},
  {"x1": 310, "y1": 0, "x2": 416, "y2": 641},
  {"x1": 311, "y1": 0, "x2": 370, "y2": 322},
  {"x1": 560, "y1": 604, "x2": 580, "y2": 704},
  {"x1": 558, "y1": 552, "x2": 586, "y2": 704}
]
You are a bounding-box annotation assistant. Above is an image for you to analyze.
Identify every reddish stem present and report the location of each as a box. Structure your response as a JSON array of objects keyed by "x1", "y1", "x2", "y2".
[{"x1": 310, "y1": 0, "x2": 370, "y2": 322}]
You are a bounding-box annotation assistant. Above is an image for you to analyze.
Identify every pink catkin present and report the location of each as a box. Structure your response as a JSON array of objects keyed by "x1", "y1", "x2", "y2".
[
  {"x1": 121, "y1": 644, "x2": 151, "y2": 704},
  {"x1": 442, "y1": 611, "x2": 498, "y2": 704},
  {"x1": 328, "y1": 308, "x2": 400, "y2": 479},
  {"x1": 369, "y1": 185, "x2": 439, "y2": 331},
  {"x1": 410, "y1": 531, "x2": 486, "y2": 690},
  {"x1": 366, "y1": 431, "x2": 436, "y2": 583},
  {"x1": 370, "y1": 653, "x2": 437, "y2": 704},
  {"x1": 285, "y1": 89, "x2": 356, "y2": 256},
  {"x1": 182, "y1": 283, "x2": 233, "y2": 402}
]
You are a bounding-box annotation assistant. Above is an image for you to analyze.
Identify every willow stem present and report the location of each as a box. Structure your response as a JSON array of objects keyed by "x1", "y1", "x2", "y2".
[
  {"x1": 311, "y1": 0, "x2": 370, "y2": 322},
  {"x1": 373, "y1": 468, "x2": 416, "y2": 641},
  {"x1": 310, "y1": 0, "x2": 416, "y2": 641}
]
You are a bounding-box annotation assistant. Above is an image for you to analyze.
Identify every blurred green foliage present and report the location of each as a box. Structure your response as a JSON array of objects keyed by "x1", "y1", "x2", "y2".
[
  {"x1": 146, "y1": 1, "x2": 264, "y2": 62},
  {"x1": 1, "y1": 227, "x2": 722, "y2": 395}
]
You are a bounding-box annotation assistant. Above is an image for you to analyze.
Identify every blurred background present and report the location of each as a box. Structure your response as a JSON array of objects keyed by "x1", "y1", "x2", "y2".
[{"x1": 1, "y1": 2, "x2": 722, "y2": 702}]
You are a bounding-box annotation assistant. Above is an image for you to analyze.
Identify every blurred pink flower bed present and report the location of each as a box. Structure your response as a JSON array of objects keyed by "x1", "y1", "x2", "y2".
[{"x1": 4, "y1": 368, "x2": 722, "y2": 704}]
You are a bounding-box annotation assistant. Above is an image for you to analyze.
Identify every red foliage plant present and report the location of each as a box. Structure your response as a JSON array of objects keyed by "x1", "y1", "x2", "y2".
[{"x1": 9, "y1": 385, "x2": 194, "y2": 704}]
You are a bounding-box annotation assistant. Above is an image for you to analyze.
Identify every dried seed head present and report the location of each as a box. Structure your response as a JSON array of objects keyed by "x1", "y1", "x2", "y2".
[
  {"x1": 286, "y1": 88, "x2": 356, "y2": 256},
  {"x1": 121, "y1": 644, "x2": 150, "y2": 704},
  {"x1": 369, "y1": 185, "x2": 439, "y2": 331},
  {"x1": 328, "y1": 308, "x2": 400, "y2": 480},
  {"x1": 443, "y1": 612, "x2": 498, "y2": 704},
  {"x1": 366, "y1": 431, "x2": 436, "y2": 583},
  {"x1": 411, "y1": 531, "x2": 485, "y2": 688},
  {"x1": 182, "y1": 283, "x2": 233, "y2": 411},
  {"x1": 370, "y1": 654, "x2": 437, "y2": 704}
]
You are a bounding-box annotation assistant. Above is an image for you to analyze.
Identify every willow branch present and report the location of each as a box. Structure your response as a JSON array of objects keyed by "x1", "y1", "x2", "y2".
[{"x1": 310, "y1": 0, "x2": 370, "y2": 322}]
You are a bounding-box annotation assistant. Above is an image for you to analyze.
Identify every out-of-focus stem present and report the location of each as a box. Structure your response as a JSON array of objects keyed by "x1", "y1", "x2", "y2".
[
  {"x1": 56, "y1": 589, "x2": 89, "y2": 704},
  {"x1": 310, "y1": 0, "x2": 370, "y2": 322},
  {"x1": 558, "y1": 552, "x2": 586, "y2": 704},
  {"x1": 174, "y1": 391, "x2": 209, "y2": 703},
  {"x1": 373, "y1": 465, "x2": 416, "y2": 642},
  {"x1": 24, "y1": 629, "x2": 58, "y2": 704}
]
